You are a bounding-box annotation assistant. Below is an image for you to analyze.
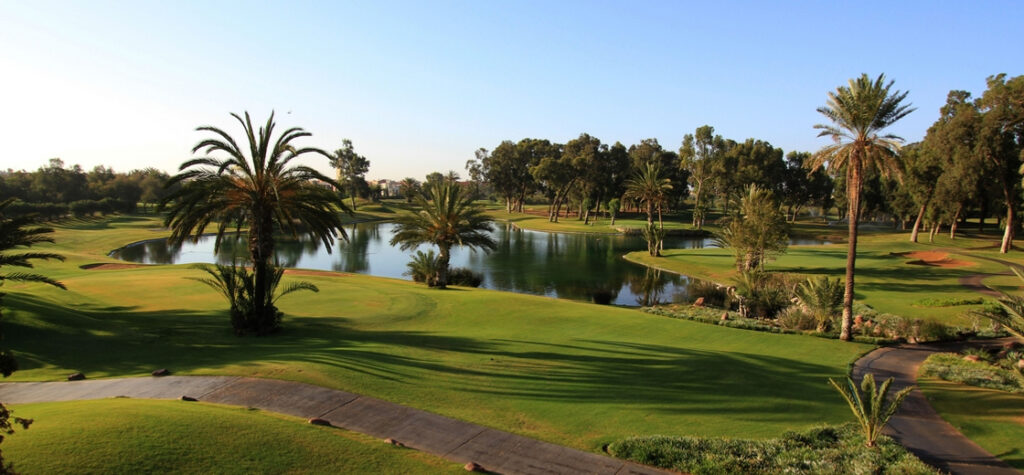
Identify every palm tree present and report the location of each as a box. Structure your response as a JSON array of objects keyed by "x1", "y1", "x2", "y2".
[
  {"x1": 161, "y1": 111, "x2": 349, "y2": 334},
  {"x1": 808, "y1": 74, "x2": 914, "y2": 341},
  {"x1": 389, "y1": 180, "x2": 496, "y2": 289},
  {"x1": 829, "y1": 373, "x2": 913, "y2": 447},
  {"x1": 399, "y1": 177, "x2": 420, "y2": 203},
  {"x1": 0, "y1": 198, "x2": 66, "y2": 376},
  {"x1": 624, "y1": 162, "x2": 672, "y2": 227},
  {"x1": 794, "y1": 276, "x2": 844, "y2": 333}
]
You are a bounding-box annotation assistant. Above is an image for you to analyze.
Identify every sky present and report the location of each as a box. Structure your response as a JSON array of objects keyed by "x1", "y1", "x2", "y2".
[{"x1": 1, "y1": 0, "x2": 1022, "y2": 181}]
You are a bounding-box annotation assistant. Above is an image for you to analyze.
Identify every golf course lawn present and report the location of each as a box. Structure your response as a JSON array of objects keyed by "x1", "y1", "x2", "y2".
[
  {"x1": 4, "y1": 399, "x2": 461, "y2": 474},
  {"x1": 626, "y1": 230, "x2": 1024, "y2": 325},
  {"x1": 1, "y1": 214, "x2": 873, "y2": 452},
  {"x1": 919, "y1": 377, "x2": 1024, "y2": 470}
]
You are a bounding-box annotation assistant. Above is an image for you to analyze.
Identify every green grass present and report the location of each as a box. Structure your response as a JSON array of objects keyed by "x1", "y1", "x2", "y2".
[
  {"x1": 626, "y1": 230, "x2": 1024, "y2": 324},
  {"x1": 4, "y1": 399, "x2": 460, "y2": 474},
  {"x1": 919, "y1": 377, "x2": 1024, "y2": 470},
  {"x1": 484, "y1": 206, "x2": 698, "y2": 234},
  {"x1": 2, "y1": 214, "x2": 873, "y2": 452}
]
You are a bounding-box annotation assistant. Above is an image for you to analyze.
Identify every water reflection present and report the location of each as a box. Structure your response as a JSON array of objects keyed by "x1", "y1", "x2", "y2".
[{"x1": 111, "y1": 222, "x2": 799, "y2": 307}]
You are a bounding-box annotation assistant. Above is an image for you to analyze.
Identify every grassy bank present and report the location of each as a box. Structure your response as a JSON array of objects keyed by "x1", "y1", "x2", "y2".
[
  {"x1": 4, "y1": 399, "x2": 460, "y2": 474},
  {"x1": 919, "y1": 377, "x2": 1024, "y2": 470},
  {"x1": 2, "y1": 214, "x2": 872, "y2": 452},
  {"x1": 626, "y1": 230, "x2": 1022, "y2": 324}
]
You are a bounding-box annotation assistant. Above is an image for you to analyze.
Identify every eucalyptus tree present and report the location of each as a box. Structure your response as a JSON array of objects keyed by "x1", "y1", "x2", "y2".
[
  {"x1": 808, "y1": 74, "x2": 914, "y2": 341},
  {"x1": 389, "y1": 180, "x2": 496, "y2": 288},
  {"x1": 162, "y1": 111, "x2": 349, "y2": 334},
  {"x1": 901, "y1": 143, "x2": 943, "y2": 242},
  {"x1": 780, "y1": 151, "x2": 833, "y2": 222},
  {"x1": 680, "y1": 125, "x2": 726, "y2": 228},
  {"x1": 329, "y1": 139, "x2": 370, "y2": 210},
  {"x1": 977, "y1": 74, "x2": 1024, "y2": 253},
  {"x1": 716, "y1": 138, "x2": 786, "y2": 204}
]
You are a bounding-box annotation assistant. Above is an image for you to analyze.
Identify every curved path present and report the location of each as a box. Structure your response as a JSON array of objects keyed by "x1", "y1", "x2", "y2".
[
  {"x1": 853, "y1": 338, "x2": 1021, "y2": 475},
  {"x1": 0, "y1": 376, "x2": 667, "y2": 475}
]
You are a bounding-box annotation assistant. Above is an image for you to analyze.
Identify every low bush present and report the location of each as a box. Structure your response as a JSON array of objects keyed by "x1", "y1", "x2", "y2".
[
  {"x1": 913, "y1": 297, "x2": 986, "y2": 307},
  {"x1": 448, "y1": 267, "x2": 484, "y2": 288},
  {"x1": 919, "y1": 353, "x2": 1024, "y2": 393},
  {"x1": 608, "y1": 423, "x2": 935, "y2": 475},
  {"x1": 777, "y1": 306, "x2": 819, "y2": 331}
]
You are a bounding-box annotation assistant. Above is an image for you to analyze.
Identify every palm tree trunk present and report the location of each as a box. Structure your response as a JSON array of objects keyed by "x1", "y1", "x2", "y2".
[
  {"x1": 910, "y1": 204, "x2": 926, "y2": 243},
  {"x1": 249, "y1": 212, "x2": 275, "y2": 334},
  {"x1": 646, "y1": 201, "x2": 654, "y2": 226},
  {"x1": 437, "y1": 244, "x2": 450, "y2": 289},
  {"x1": 841, "y1": 164, "x2": 862, "y2": 342}
]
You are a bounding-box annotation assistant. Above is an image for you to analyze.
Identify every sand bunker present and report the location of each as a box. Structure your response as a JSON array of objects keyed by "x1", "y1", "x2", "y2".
[
  {"x1": 80, "y1": 263, "x2": 148, "y2": 270},
  {"x1": 894, "y1": 251, "x2": 976, "y2": 268}
]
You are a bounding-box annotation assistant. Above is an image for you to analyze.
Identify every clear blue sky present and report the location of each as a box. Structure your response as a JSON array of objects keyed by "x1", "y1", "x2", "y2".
[{"x1": 1, "y1": 0, "x2": 1021, "y2": 180}]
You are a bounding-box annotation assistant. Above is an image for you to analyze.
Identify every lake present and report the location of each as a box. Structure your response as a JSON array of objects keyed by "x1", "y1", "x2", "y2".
[{"x1": 111, "y1": 222, "x2": 726, "y2": 306}]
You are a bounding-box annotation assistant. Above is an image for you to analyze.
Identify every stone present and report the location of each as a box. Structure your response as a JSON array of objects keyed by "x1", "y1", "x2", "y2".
[
  {"x1": 180, "y1": 395, "x2": 198, "y2": 402},
  {"x1": 67, "y1": 372, "x2": 85, "y2": 381},
  {"x1": 693, "y1": 297, "x2": 705, "y2": 307},
  {"x1": 384, "y1": 438, "x2": 404, "y2": 447},
  {"x1": 308, "y1": 418, "x2": 331, "y2": 426},
  {"x1": 1017, "y1": 359, "x2": 1024, "y2": 369},
  {"x1": 854, "y1": 315, "x2": 864, "y2": 327},
  {"x1": 464, "y1": 462, "x2": 485, "y2": 472},
  {"x1": 721, "y1": 312, "x2": 728, "y2": 321},
  {"x1": 151, "y1": 368, "x2": 171, "y2": 377},
  {"x1": 1003, "y1": 341, "x2": 1022, "y2": 350},
  {"x1": 963, "y1": 355, "x2": 981, "y2": 362}
]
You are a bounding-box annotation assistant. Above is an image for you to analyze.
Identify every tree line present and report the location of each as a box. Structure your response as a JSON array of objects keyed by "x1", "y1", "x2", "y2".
[{"x1": 0, "y1": 158, "x2": 175, "y2": 218}]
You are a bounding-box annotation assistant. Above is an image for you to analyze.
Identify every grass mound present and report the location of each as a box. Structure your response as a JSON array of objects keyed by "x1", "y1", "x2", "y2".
[
  {"x1": 608, "y1": 423, "x2": 935, "y2": 474},
  {"x1": 5, "y1": 399, "x2": 459, "y2": 474}
]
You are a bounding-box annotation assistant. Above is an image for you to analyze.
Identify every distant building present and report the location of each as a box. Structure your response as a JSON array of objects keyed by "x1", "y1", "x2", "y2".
[{"x1": 368, "y1": 179, "x2": 401, "y2": 198}]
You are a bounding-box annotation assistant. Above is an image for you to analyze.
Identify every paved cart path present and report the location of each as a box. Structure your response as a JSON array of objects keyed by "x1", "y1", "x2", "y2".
[
  {"x1": 853, "y1": 338, "x2": 1021, "y2": 475},
  {"x1": 0, "y1": 376, "x2": 669, "y2": 475}
]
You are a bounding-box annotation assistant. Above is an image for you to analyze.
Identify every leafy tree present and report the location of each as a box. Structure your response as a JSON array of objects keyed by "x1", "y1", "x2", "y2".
[
  {"x1": 780, "y1": 151, "x2": 833, "y2": 222},
  {"x1": 680, "y1": 125, "x2": 726, "y2": 228},
  {"x1": 398, "y1": 177, "x2": 421, "y2": 203},
  {"x1": 329, "y1": 139, "x2": 370, "y2": 210},
  {"x1": 808, "y1": 73, "x2": 914, "y2": 341},
  {"x1": 716, "y1": 138, "x2": 786, "y2": 204},
  {"x1": 161, "y1": 111, "x2": 349, "y2": 335},
  {"x1": 389, "y1": 180, "x2": 496, "y2": 288},
  {"x1": 829, "y1": 373, "x2": 913, "y2": 447},
  {"x1": 607, "y1": 197, "x2": 621, "y2": 225},
  {"x1": 424, "y1": 171, "x2": 446, "y2": 188},
  {"x1": 794, "y1": 276, "x2": 843, "y2": 332},
  {"x1": 977, "y1": 74, "x2": 1024, "y2": 253}
]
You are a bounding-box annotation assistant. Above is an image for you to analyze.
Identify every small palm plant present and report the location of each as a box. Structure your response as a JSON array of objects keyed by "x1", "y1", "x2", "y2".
[
  {"x1": 640, "y1": 223, "x2": 666, "y2": 257},
  {"x1": 984, "y1": 267, "x2": 1024, "y2": 338},
  {"x1": 189, "y1": 262, "x2": 318, "y2": 335},
  {"x1": 829, "y1": 373, "x2": 913, "y2": 447},
  {"x1": 404, "y1": 250, "x2": 441, "y2": 287},
  {"x1": 794, "y1": 276, "x2": 844, "y2": 333}
]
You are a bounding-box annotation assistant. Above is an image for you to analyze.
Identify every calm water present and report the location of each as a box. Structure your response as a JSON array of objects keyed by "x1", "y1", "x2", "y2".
[{"x1": 111, "y1": 222, "x2": 727, "y2": 306}]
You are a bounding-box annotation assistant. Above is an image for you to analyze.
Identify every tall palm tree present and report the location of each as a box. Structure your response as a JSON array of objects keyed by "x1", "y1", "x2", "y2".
[
  {"x1": 0, "y1": 198, "x2": 66, "y2": 376},
  {"x1": 624, "y1": 162, "x2": 673, "y2": 227},
  {"x1": 389, "y1": 180, "x2": 496, "y2": 289},
  {"x1": 808, "y1": 74, "x2": 914, "y2": 341},
  {"x1": 161, "y1": 111, "x2": 349, "y2": 334}
]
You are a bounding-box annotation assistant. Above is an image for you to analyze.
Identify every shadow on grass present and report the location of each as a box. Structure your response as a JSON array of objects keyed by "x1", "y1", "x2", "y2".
[{"x1": 6, "y1": 292, "x2": 844, "y2": 419}]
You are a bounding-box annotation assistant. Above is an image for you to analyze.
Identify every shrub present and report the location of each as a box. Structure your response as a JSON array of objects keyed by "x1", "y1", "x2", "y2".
[
  {"x1": 189, "y1": 263, "x2": 318, "y2": 335},
  {"x1": 829, "y1": 373, "x2": 913, "y2": 447},
  {"x1": 920, "y1": 353, "x2": 1024, "y2": 393},
  {"x1": 913, "y1": 297, "x2": 985, "y2": 307},
  {"x1": 730, "y1": 271, "x2": 792, "y2": 319},
  {"x1": 777, "y1": 306, "x2": 819, "y2": 331},
  {"x1": 608, "y1": 423, "x2": 935, "y2": 474},
  {"x1": 405, "y1": 250, "x2": 441, "y2": 287},
  {"x1": 793, "y1": 276, "x2": 843, "y2": 332},
  {"x1": 448, "y1": 267, "x2": 483, "y2": 288}
]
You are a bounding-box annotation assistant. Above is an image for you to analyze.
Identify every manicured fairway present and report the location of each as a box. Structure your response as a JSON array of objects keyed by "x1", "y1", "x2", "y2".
[
  {"x1": 919, "y1": 378, "x2": 1024, "y2": 470},
  {"x1": 4, "y1": 399, "x2": 461, "y2": 474},
  {"x1": 626, "y1": 230, "x2": 1023, "y2": 324},
  {"x1": 4, "y1": 215, "x2": 871, "y2": 451}
]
